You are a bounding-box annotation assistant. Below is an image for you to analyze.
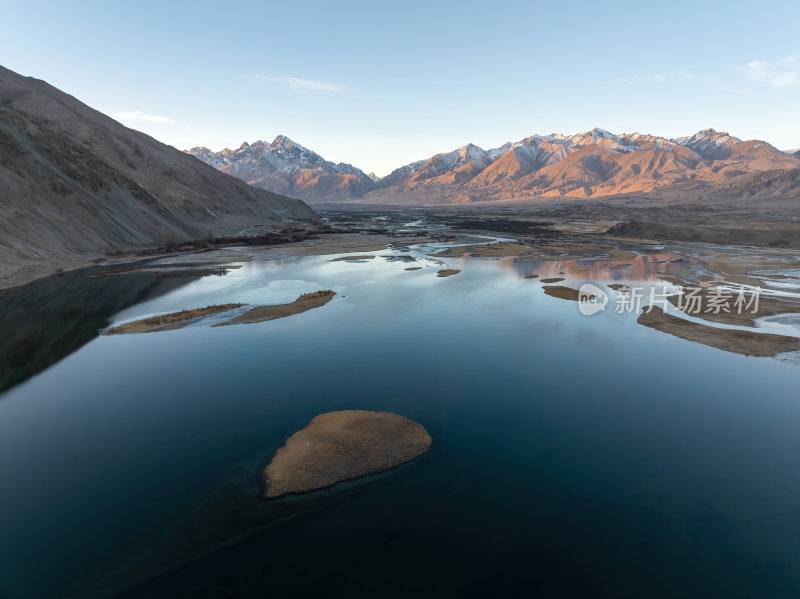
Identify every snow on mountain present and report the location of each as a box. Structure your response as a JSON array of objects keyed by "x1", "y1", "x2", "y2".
[
  {"x1": 550, "y1": 128, "x2": 640, "y2": 153},
  {"x1": 377, "y1": 143, "x2": 495, "y2": 188},
  {"x1": 620, "y1": 132, "x2": 678, "y2": 151},
  {"x1": 411, "y1": 144, "x2": 494, "y2": 180},
  {"x1": 672, "y1": 128, "x2": 740, "y2": 160},
  {"x1": 187, "y1": 128, "x2": 800, "y2": 203},
  {"x1": 187, "y1": 136, "x2": 375, "y2": 201},
  {"x1": 189, "y1": 136, "x2": 369, "y2": 178}
]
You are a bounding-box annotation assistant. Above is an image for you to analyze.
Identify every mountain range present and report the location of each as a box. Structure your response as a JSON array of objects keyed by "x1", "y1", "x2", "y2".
[
  {"x1": 189, "y1": 129, "x2": 800, "y2": 204},
  {"x1": 2, "y1": 60, "x2": 799, "y2": 288},
  {"x1": 189, "y1": 137, "x2": 375, "y2": 201},
  {"x1": 0, "y1": 65, "x2": 316, "y2": 288}
]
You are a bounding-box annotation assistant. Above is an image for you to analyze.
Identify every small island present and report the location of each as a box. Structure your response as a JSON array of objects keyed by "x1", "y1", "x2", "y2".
[
  {"x1": 264, "y1": 410, "x2": 432, "y2": 498},
  {"x1": 104, "y1": 303, "x2": 247, "y2": 334},
  {"x1": 216, "y1": 290, "x2": 335, "y2": 326},
  {"x1": 638, "y1": 307, "x2": 800, "y2": 357},
  {"x1": 543, "y1": 285, "x2": 596, "y2": 302},
  {"x1": 330, "y1": 255, "x2": 376, "y2": 262},
  {"x1": 103, "y1": 290, "x2": 336, "y2": 334}
]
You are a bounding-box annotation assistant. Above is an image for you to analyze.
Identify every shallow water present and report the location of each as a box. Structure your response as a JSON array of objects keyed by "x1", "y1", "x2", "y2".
[{"x1": 1, "y1": 243, "x2": 800, "y2": 598}]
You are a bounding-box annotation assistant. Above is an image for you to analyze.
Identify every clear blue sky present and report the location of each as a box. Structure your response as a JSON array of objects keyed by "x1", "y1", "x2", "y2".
[{"x1": 3, "y1": 0, "x2": 799, "y2": 175}]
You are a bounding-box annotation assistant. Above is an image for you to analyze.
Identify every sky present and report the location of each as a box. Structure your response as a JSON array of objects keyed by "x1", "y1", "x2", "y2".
[{"x1": 3, "y1": 0, "x2": 800, "y2": 175}]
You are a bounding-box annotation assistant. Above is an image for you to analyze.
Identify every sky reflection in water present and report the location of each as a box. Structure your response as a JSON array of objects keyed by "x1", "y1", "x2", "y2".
[{"x1": 0, "y1": 245, "x2": 799, "y2": 598}]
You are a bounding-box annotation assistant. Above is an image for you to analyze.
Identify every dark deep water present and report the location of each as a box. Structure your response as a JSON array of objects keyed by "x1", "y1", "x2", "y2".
[{"x1": 1, "y1": 244, "x2": 800, "y2": 598}]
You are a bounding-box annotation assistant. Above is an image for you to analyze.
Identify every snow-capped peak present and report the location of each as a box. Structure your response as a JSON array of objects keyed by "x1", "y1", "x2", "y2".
[
  {"x1": 674, "y1": 128, "x2": 735, "y2": 144},
  {"x1": 269, "y1": 135, "x2": 311, "y2": 154},
  {"x1": 458, "y1": 143, "x2": 489, "y2": 163},
  {"x1": 696, "y1": 128, "x2": 718, "y2": 137},
  {"x1": 187, "y1": 126, "x2": 790, "y2": 202},
  {"x1": 672, "y1": 129, "x2": 740, "y2": 160},
  {"x1": 589, "y1": 127, "x2": 616, "y2": 139},
  {"x1": 186, "y1": 135, "x2": 371, "y2": 181}
]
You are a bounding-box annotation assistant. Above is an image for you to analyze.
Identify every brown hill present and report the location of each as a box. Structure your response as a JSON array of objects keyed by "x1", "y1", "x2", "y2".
[
  {"x1": 245, "y1": 170, "x2": 373, "y2": 200},
  {"x1": 0, "y1": 65, "x2": 316, "y2": 288},
  {"x1": 360, "y1": 130, "x2": 800, "y2": 204}
]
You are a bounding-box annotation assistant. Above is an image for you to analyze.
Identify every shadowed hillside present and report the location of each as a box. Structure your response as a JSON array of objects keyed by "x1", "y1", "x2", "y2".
[{"x1": 0, "y1": 65, "x2": 317, "y2": 289}]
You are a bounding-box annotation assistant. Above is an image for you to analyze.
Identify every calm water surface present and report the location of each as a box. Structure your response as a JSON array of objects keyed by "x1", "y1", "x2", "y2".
[{"x1": 1, "y1": 243, "x2": 799, "y2": 598}]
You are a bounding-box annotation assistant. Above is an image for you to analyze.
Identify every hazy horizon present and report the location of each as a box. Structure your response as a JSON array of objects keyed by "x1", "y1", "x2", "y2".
[{"x1": 3, "y1": 0, "x2": 799, "y2": 175}]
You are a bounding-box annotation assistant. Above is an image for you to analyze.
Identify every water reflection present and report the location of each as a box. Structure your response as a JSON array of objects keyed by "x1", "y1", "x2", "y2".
[
  {"x1": 2, "y1": 245, "x2": 800, "y2": 599},
  {"x1": 510, "y1": 252, "x2": 694, "y2": 281},
  {"x1": 0, "y1": 264, "x2": 193, "y2": 394}
]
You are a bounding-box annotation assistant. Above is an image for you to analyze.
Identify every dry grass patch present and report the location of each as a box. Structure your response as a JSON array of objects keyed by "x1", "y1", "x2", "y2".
[
  {"x1": 104, "y1": 303, "x2": 247, "y2": 334},
  {"x1": 432, "y1": 240, "x2": 638, "y2": 261},
  {"x1": 216, "y1": 290, "x2": 336, "y2": 326},
  {"x1": 264, "y1": 410, "x2": 432, "y2": 498},
  {"x1": 329, "y1": 255, "x2": 376, "y2": 261},
  {"x1": 431, "y1": 242, "x2": 529, "y2": 258}
]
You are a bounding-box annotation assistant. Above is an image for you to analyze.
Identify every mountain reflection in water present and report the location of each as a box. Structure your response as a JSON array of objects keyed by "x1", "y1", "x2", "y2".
[
  {"x1": 510, "y1": 252, "x2": 694, "y2": 281},
  {"x1": 0, "y1": 265, "x2": 193, "y2": 394}
]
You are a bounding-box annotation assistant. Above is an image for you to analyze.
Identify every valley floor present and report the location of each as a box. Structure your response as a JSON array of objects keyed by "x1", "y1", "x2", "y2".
[{"x1": 6, "y1": 194, "x2": 798, "y2": 292}]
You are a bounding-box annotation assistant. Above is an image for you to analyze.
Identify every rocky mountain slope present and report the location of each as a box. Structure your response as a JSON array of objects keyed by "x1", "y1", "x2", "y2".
[
  {"x1": 364, "y1": 128, "x2": 800, "y2": 203},
  {"x1": 0, "y1": 65, "x2": 316, "y2": 288},
  {"x1": 191, "y1": 128, "x2": 800, "y2": 204},
  {"x1": 651, "y1": 168, "x2": 800, "y2": 205},
  {"x1": 188, "y1": 137, "x2": 375, "y2": 201}
]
